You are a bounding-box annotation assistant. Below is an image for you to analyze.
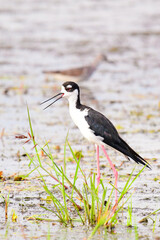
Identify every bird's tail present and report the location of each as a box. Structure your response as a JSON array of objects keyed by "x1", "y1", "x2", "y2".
[{"x1": 114, "y1": 137, "x2": 151, "y2": 169}]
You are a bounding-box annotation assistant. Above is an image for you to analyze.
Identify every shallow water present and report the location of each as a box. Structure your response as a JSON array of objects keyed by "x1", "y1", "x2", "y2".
[{"x1": 0, "y1": 0, "x2": 160, "y2": 239}]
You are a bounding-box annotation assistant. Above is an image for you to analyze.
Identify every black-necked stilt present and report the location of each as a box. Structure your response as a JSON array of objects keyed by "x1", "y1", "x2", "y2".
[
  {"x1": 41, "y1": 81, "x2": 150, "y2": 202},
  {"x1": 43, "y1": 54, "x2": 113, "y2": 82}
]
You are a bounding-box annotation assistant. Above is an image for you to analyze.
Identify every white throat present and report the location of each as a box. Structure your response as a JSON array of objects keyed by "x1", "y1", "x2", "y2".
[
  {"x1": 68, "y1": 93, "x2": 78, "y2": 108},
  {"x1": 62, "y1": 89, "x2": 79, "y2": 110}
]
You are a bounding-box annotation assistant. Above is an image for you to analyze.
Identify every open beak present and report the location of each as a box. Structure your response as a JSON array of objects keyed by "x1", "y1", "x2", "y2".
[{"x1": 40, "y1": 92, "x2": 64, "y2": 110}]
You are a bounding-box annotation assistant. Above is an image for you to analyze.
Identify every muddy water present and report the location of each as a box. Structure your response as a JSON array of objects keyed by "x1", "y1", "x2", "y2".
[{"x1": 0, "y1": 0, "x2": 160, "y2": 239}]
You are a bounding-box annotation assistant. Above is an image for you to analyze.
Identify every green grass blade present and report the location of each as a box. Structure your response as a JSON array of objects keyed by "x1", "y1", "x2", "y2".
[
  {"x1": 71, "y1": 152, "x2": 81, "y2": 198},
  {"x1": 127, "y1": 198, "x2": 132, "y2": 227},
  {"x1": 67, "y1": 141, "x2": 87, "y2": 184},
  {"x1": 27, "y1": 105, "x2": 41, "y2": 165},
  {"x1": 139, "y1": 208, "x2": 160, "y2": 223},
  {"x1": 61, "y1": 167, "x2": 69, "y2": 222},
  {"x1": 64, "y1": 132, "x2": 69, "y2": 174}
]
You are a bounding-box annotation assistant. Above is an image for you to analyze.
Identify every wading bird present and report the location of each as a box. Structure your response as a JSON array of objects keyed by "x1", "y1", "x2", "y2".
[
  {"x1": 41, "y1": 81, "x2": 150, "y2": 202},
  {"x1": 43, "y1": 54, "x2": 113, "y2": 82}
]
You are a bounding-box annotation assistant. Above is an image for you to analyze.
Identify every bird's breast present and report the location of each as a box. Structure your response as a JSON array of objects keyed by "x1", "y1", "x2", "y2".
[
  {"x1": 69, "y1": 106, "x2": 103, "y2": 145},
  {"x1": 69, "y1": 107, "x2": 89, "y2": 131}
]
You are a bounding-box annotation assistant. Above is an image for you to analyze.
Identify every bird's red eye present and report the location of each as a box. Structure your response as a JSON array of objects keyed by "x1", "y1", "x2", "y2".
[{"x1": 67, "y1": 88, "x2": 72, "y2": 91}]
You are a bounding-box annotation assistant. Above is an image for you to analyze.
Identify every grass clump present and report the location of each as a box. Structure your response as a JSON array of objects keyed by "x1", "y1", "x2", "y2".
[{"x1": 25, "y1": 106, "x2": 147, "y2": 238}]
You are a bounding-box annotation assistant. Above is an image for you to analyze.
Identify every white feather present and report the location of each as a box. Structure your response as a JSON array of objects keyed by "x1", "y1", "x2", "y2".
[
  {"x1": 61, "y1": 85, "x2": 104, "y2": 145},
  {"x1": 69, "y1": 102, "x2": 104, "y2": 145}
]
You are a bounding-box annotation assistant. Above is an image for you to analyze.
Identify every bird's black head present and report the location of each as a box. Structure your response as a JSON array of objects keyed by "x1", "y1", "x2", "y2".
[
  {"x1": 41, "y1": 81, "x2": 80, "y2": 110},
  {"x1": 62, "y1": 81, "x2": 80, "y2": 93}
]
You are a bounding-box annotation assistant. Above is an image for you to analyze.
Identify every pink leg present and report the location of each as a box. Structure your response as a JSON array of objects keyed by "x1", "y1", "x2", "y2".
[
  {"x1": 96, "y1": 144, "x2": 100, "y2": 186},
  {"x1": 101, "y1": 145, "x2": 118, "y2": 202}
]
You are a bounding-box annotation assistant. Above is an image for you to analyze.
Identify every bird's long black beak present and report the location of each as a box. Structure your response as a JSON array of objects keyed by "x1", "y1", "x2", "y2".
[{"x1": 40, "y1": 92, "x2": 64, "y2": 110}]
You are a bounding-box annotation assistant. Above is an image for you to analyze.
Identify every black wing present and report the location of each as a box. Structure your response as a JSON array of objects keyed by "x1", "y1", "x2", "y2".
[
  {"x1": 85, "y1": 108, "x2": 151, "y2": 169},
  {"x1": 85, "y1": 108, "x2": 119, "y2": 143}
]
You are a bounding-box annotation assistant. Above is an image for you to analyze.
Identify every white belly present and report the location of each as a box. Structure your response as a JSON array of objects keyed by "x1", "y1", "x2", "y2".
[{"x1": 69, "y1": 106, "x2": 104, "y2": 145}]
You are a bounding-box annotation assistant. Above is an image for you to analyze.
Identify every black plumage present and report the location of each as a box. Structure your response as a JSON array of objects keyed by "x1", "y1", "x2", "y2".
[{"x1": 85, "y1": 108, "x2": 151, "y2": 168}]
